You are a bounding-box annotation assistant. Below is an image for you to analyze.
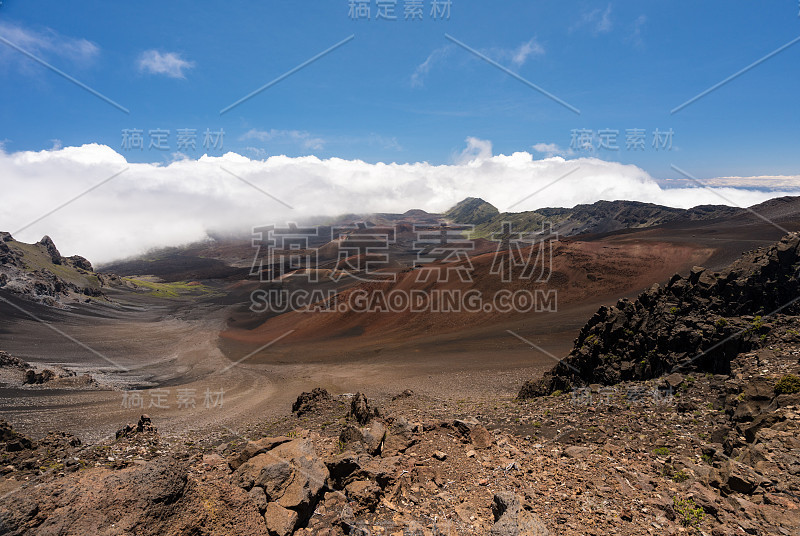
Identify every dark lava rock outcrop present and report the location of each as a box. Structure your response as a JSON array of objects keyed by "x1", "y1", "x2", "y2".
[
  {"x1": 37, "y1": 235, "x2": 62, "y2": 265},
  {"x1": 66, "y1": 255, "x2": 93, "y2": 271},
  {"x1": 291, "y1": 387, "x2": 331, "y2": 416},
  {"x1": 0, "y1": 350, "x2": 28, "y2": 369},
  {"x1": 0, "y1": 232, "x2": 107, "y2": 305},
  {"x1": 0, "y1": 233, "x2": 16, "y2": 266},
  {"x1": 116, "y1": 414, "x2": 158, "y2": 439},
  {"x1": 23, "y1": 368, "x2": 56, "y2": 385},
  {"x1": 520, "y1": 232, "x2": 800, "y2": 397},
  {"x1": 349, "y1": 391, "x2": 380, "y2": 425}
]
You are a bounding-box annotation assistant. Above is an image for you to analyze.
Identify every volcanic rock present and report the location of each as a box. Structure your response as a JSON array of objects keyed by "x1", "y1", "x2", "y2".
[
  {"x1": 470, "y1": 425, "x2": 492, "y2": 449},
  {"x1": 23, "y1": 368, "x2": 56, "y2": 384},
  {"x1": 37, "y1": 235, "x2": 62, "y2": 265},
  {"x1": 228, "y1": 436, "x2": 292, "y2": 471},
  {"x1": 116, "y1": 415, "x2": 158, "y2": 439},
  {"x1": 0, "y1": 455, "x2": 268, "y2": 535},
  {"x1": 66, "y1": 255, "x2": 93, "y2": 271},
  {"x1": 233, "y1": 438, "x2": 329, "y2": 524},
  {"x1": 264, "y1": 502, "x2": 298, "y2": 536},
  {"x1": 349, "y1": 392, "x2": 379, "y2": 425},
  {"x1": 345, "y1": 480, "x2": 381, "y2": 512},
  {"x1": 519, "y1": 232, "x2": 800, "y2": 397},
  {"x1": 489, "y1": 492, "x2": 549, "y2": 536},
  {"x1": 0, "y1": 351, "x2": 28, "y2": 369},
  {"x1": 292, "y1": 387, "x2": 331, "y2": 416}
]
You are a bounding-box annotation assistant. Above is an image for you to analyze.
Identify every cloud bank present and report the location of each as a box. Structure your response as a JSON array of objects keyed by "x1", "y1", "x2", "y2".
[{"x1": 0, "y1": 141, "x2": 796, "y2": 264}]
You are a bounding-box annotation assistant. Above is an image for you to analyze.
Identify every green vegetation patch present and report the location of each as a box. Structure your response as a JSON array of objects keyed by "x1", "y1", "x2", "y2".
[
  {"x1": 123, "y1": 277, "x2": 215, "y2": 298},
  {"x1": 673, "y1": 496, "x2": 705, "y2": 529},
  {"x1": 774, "y1": 374, "x2": 800, "y2": 395}
]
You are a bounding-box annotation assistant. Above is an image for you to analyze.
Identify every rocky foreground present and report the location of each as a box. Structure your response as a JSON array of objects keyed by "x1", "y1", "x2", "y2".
[{"x1": 1, "y1": 337, "x2": 799, "y2": 536}]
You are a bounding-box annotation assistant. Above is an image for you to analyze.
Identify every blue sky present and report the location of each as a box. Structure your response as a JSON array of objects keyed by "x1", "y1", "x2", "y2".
[{"x1": 1, "y1": 1, "x2": 799, "y2": 180}]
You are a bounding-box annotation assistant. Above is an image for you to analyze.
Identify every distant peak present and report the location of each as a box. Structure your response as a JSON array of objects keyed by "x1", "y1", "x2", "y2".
[
  {"x1": 403, "y1": 209, "x2": 430, "y2": 217},
  {"x1": 445, "y1": 197, "x2": 500, "y2": 226}
]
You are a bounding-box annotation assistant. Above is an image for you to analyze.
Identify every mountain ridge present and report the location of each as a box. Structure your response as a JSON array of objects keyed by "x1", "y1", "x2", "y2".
[{"x1": 444, "y1": 197, "x2": 757, "y2": 238}]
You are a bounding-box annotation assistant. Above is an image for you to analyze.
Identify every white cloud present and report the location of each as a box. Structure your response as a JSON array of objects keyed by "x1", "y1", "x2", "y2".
[
  {"x1": 0, "y1": 21, "x2": 99, "y2": 69},
  {"x1": 0, "y1": 142, "x2": 796, "y2": 265},
  {"x1": 456, "y1": 137, "x2": 493, "y2": 164},
  {"x1": 411, "y1": 45, "x2": 452, "y2": 88},
  {"x1": 136, "y1": 50, "x2": 194, "y2": 79},
  {"x1": 571, "y1": 4, "x2": 613, "y2": 35},
  {"x1": 241, "y1": 129, "x2": 326, "y2": 151},
  {"x1": 532, "y1": 143, "x2": 574, "y2": 158},
  {"x1": 626, "y1": 15, "x2": 647, "y2": 48},
  {"x1": 597, "y1": 4, "x2": 613, "y2": 33},
  {"x1": 509, "y1": 38, "x2": 545, "y2": 67},
  {"x1": 411, "y1": 38, "x2": 542, "y2": 87},
  {"x1": 245, "y1": 146, "x2": 269, "y2": 159}
]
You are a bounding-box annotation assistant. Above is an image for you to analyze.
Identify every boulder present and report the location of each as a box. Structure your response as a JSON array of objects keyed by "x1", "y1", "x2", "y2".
[
  {"x1": 470, "y1": 425, "x2": 492, "y2": 449},
  {"x1": 137, "y1": 414, "x2": 156, "y2": 433},
  {"x1": 338, "y1": 425, "x2": 365, "y2": 447},
  {"x1": 1, "y1": 421, "x2": 33, "y2": 452},
  {"x1": 338, "y1": 421, "x2": 387, "y2": 456},
  {"x1": 392, "y1": 388, "x2": 414, "y2": 400},
  {"x1": 229, "y1": 436, "x2": 292, "y2": 470},
  {"x1": 383, "y1": 419, "x2": 417, "y2": 455},
  {"x1": 711, "y1": 459, "x2": 766, "y2": 495},
  {"x1": 362, "y1": 421, "x2": 387, "y2": 456},
  {"x1": 453, "y1": 416, "x2": 480, "y2": 436},
  {"x1": 116, "y1": 415, "x2": 158, "y2": 440},
  {"x1": 264, "y1": 502, "x2": 298, "y2": 536},
  {"x1": 489, "y1": 492, "x2": 549, "y2": 536},
  {"x1": 233, "y1": 438, "x2": 329, "y2": 522},
  {"x1": 325, "y1": 451, "x2": 362, "y2": 487},
  {"x1": 349, "y1": 392, "x2": 379, "y2": 425},
  {"x1": 663, "y1": 372, "x2": 685, "y2": 389},
  {"x1": 563, "y1": 446, "x2": 591, "y2": 459},
  {"x1": 306, "y1": 491, "x2": 350, "y2": 534},
  {"x1": 248, "y1": 486, "x2": 268, "y2": 514},
  {"x1": 23, "y1": 368, "x2": 56, "y2": 384},
  {"x1": 345, "y1": 480, "x2": 381, "y2": 512},
  {"x1": 686, "y1": 483, "x2": 720, "y2": 516},
  {"x1": 325, "y1": 452, "x2": 400, "y2": 489},
  {"x1": 292, "y1": 387, "x2": 331, "y2": 416}
]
